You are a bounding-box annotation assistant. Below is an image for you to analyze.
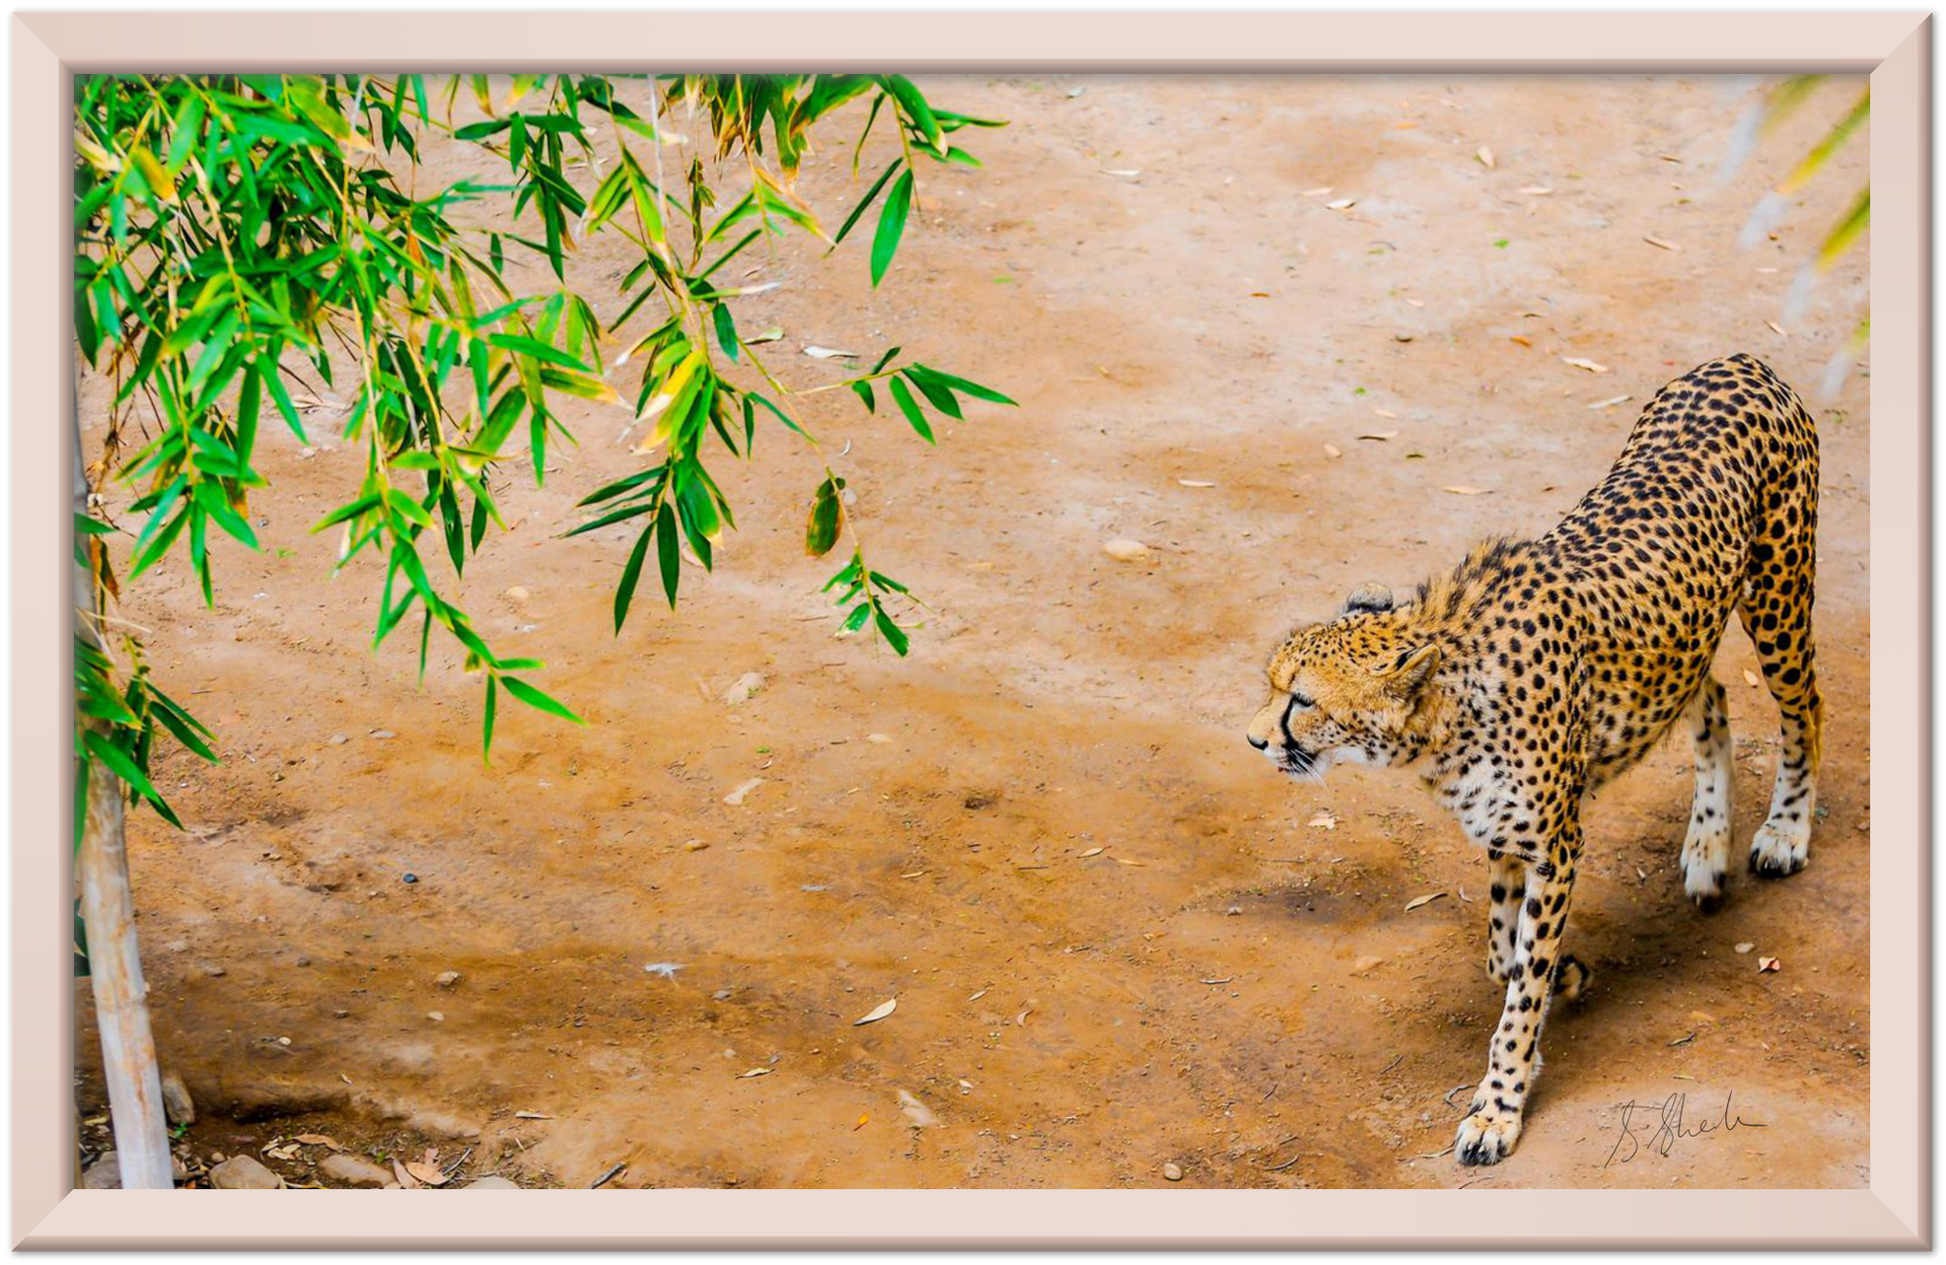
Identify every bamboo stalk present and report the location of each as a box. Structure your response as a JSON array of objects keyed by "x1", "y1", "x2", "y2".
[{"x1": 73, "y1": 405, "x2": 173, "y2": 1190}]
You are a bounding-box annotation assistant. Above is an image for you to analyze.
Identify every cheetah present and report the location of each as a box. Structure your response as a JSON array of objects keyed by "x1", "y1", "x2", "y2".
[{"x1": 1246, "y1": 354, "x2": 1823, "y2": 1166}]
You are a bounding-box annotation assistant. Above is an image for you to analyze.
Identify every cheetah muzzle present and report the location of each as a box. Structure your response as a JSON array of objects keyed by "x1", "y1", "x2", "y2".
[{"x1": 1247, "y1": 354, "x2": 1824, "y2": 1166}]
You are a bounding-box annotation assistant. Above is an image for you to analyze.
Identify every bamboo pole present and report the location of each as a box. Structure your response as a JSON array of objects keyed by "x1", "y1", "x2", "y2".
[{"x1": 73, "y1": 406, "x2": 173, "y2": 1189}]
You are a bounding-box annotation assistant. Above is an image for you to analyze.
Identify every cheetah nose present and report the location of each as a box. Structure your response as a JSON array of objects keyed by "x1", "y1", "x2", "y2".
[{"x1": 1248, "y1": 734, "x2": 1269, "y2": 751}]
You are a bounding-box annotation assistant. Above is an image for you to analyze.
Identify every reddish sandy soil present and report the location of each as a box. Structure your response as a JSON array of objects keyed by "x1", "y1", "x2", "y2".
[{"x1": 78, "y1": 74, "x2": 1872, "y2": 1190}]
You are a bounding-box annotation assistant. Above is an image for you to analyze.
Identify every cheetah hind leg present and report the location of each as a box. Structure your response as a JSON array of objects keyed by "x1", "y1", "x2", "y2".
[
  {"x1": 1738, "y1": 565, "x2": 1823, "y2": 880},
  {"x1": 1680, "y1": 677, "x2": 1734, "y2": 911}
]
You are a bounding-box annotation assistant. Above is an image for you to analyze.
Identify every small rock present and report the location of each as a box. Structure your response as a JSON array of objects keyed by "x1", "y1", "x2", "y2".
[
  {"x1": 504, "y1": 585, "x2": 531, "y2": 604},
  {"x1": 462, "y1": 1175, "x2": 520, "y2": 1190},
  {"x1": 333, "y1": 1009, "x2": 350, "y2": 1019},
  {"x1": 1162, "y1": 1162, "x2": 1184, "y2": 1182},
  {"x1": 896, "y1": 1089, "x2": 939, "y2": 1128},
  {"x1": 683, "y1": 839, "x2": 710, "y2": 853},
  {"x1": 427, "y1": 1011, "x2": 445, "y2": 1023},
  {"x1": 866, "y1": 733, "x2": 892, "y2": 744},
  {"x1": 328, "y1": 733, "x2": 349, "y2": 745},
  {"x1": 723, "y1": 778, "x2": 764, "y2": 807},
  {"x1": 1352, "y1": 955, "x2": 1386, "y2": 974},
  {"x1": 1394, "y1": 332, "x2": 1415, "y2": 342},
  {"x1": 402, "y1": 873, "x2": 419, "y2": 884},
  {"x1": 160, "y1": 1070, "x2": 196, "y2": 1126},
  {"x1": 722, "y1": 672, "x2": 767, "y2": 707},
  {"x1": 210, "y1": 1155, "x2": 284, "y2": 1190},
  {"x1": 1102, "y1": 538, "x2": 1152, "y2": 562},
  {"x1": 319, "y1": 1153, "x2": 393, "y2": 1188},
  {"x1": 371, "y1": 729, "x2": 397, "y2": 740},
  {"x1": 435, "y1": 971, "x2": 463, "y2": 989},
  {"x1": 81, "y1": 1153, "x2": 121, "y2": 1189},
  {"x1": 1734, "y1": 942, "x2": 1755, "y2": 954},
  {"x1": 294, "y1": 957, "x2": 311, "y2": 968}
]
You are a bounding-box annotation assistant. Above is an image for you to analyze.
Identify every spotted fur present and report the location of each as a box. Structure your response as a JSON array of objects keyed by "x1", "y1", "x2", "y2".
[{"x1": 1246, "y1": 354, "x2": 1823, "y2": 1166}]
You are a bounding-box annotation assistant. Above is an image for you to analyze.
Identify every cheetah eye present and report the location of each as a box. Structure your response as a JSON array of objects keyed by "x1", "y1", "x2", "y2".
[{"x1": 1289, "y1": 690, "x2": 1316, "y2": 710}]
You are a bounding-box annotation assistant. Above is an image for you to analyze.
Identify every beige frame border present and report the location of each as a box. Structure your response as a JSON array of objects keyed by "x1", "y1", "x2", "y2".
[{"x1": 14, "y1": 8, "x2": 1928, "y2": 1250}]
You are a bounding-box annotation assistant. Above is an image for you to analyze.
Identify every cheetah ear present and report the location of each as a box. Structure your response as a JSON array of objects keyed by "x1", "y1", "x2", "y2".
[
  {"x1": 1343, "y1": 582, "x2": 1394, "y2": 615},
  {"x1": 1376, "y1": 644, "x2": 1440, "y2": 695}
]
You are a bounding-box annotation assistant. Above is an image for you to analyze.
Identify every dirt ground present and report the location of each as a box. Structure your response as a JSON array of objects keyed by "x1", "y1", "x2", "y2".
[{"x1": 77, "y1": 74, "x2": 1872, "y2": 1191}]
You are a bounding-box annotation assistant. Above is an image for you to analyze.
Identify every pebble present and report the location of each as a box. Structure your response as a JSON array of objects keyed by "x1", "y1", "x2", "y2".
[
  {"x1": 504, "y1": 585, "x2": 531, "y2": 604},
  {"x1": 427, "y1": 1011, "x2": 445, "y2": 1023},
  {"x1": 81, "y1": 1153, "x2": 121, "y2": 1189},
  {"x1": 371, "y1": 730, "x2": 397, "y2": 740},
  {"x1": 210, "y1": 1155, "x2": 284, "y2": 1190},
  {"x1": 328, "y1": 734, "x2": 349, "y2": 745},
  {"x1": 436, "y1": 971, "x2": 462, "y2": 989},
  {"x1": 402, "y1": 873, "x2": 419, "y2": 884},
  {"x1": 1162, "y1": 1162, "x2": 1184, "y2": 1182},
  {"x1": 294, "y1": 957, "x2": 311, "y2": 968},
  {"x1": 160, "y1": 1070, "x2": 196, "y2": 1126},
  {"x1": 1735, "y1": 942, "x2": 1755, "y2": 954},
  {"x1": 683, "y1": 839, "x2": 710, "y2": 853},
  {"x1": 1102, "y1": 538, "x2": 1152, "y2": 562},
  {"x1": 319, "y1": 1153, "x2": 393, "y2": 1188},
  {"x1": 462, "y1": 1175, "x2": 521, "y2": 1190},
  {"x1": 722, "y1": 672, "x2": 767, "y2": 707}
]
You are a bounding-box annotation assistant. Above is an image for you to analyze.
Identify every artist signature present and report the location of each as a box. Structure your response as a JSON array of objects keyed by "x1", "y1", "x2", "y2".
[{"x1": 1601, "y1": 1092, "x2": 1766, "y2": 1166}]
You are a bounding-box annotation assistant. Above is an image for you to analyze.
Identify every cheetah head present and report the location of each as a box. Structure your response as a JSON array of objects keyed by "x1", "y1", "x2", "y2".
[{"x1": 1247, "y1": 583, "x2": 1442, "y2": 778}]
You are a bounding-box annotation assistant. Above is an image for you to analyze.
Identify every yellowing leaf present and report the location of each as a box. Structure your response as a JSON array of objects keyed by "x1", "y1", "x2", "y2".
[
  {"x1": 1442, "y1": 485, "x2": 1490, "y2": 496},
  {"x1": 1404, "y1": 892, "x2": 1448, "y2": 912},
  {"x1": 1757, "y1": 956, "x2": 1782, "y2": 973},
  {"x1": 738, "y1": 1067, "x2": 773, "y2": 1079},
  {"x1": 1078, "y1": 846, "x2": 1106, "y2": 858},
  {"x1": 1562, "y1": 357, "x2": 1610, "y2": 374},
  {"x1": 1643, "y1": 235, "x2": 1681, "y2": 252},
  {"x1": 1743, "y1": 669, "x2": 1762, "y2": 688},
  {"x1": 1476, "y1": 146, "x2": 1496, "y2": 169}
]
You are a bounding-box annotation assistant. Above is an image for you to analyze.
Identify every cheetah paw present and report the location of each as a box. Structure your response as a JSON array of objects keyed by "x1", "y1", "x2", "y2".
[
  {"x1": 1681, "y1": 842, "x2": 1729, "y2": 912},
  {"x1": 1749, "y1": 820, "x2": 1810, "y2": 878},
  {"x1": 1455, "y1": 1108, "x2": 1523, "y2": 1166}
]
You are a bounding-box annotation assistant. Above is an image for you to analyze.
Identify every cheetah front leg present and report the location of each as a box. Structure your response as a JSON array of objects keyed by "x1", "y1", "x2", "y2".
[
  {"x1": 1488, "y1": 850, "x2": 1590, "y2": 997},
  {"x1": 1484, "y1": 850, "x2": 1524, "y2": 984},
  {"x1": 1457, "y1": 820, "x2": 1582, "y2": 1167}
]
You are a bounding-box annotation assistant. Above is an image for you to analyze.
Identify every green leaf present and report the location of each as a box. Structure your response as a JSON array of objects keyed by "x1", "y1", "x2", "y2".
[
  {"x1": 888, "y1": 375, "x2": 935, "y2": 443},
  {"x1": 482, "y1": 675, "x2": 498, "y2": 759},
  {"x1": 805, "y1": 477, "x2": 845, "y2": 557},
  {"x1": 833, "y1": 160, "x2": 901, "y2": 246},
  {"x1": 902, "y1": 367, "x2": 962, "y2": 420},
  {"x1": 873, "y1": 607, "x2": 912, "y2": 657},
  {"x1": 711, "y1": 303, "x2": 740, "y2": 362},
  {"x1": 488, "y1": 332, "x2": 591, "y2": 373},
  {"x1": 656, "y1": 500, "x2": 680, "y2": 607},
  {"x1": 500, "y1": 675, "x2": 585, "y2": 725},
  {"x1": 870, "y1": 170, "x2": 914, "y2": 288},
  {"x1": 614, "y1": 524, "x2": 652, "y2": 632},
  {"x1": 908, "y1": 363, "x2": 1017, "y2": 406},
  {"x1": 878, "y1": 75, "x2": 942, "y2": 149},
  {"x1": 81, "y1": 729, "x2": 166, "y2": 809}
]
